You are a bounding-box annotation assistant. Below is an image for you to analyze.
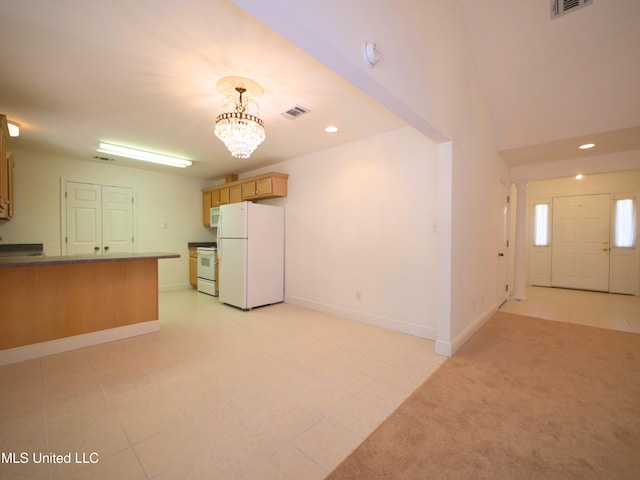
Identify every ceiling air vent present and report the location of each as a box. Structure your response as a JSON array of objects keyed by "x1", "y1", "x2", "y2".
[
  {"x1": 281, "y1": 105, "x2": 310, "y2": 120},
  {"x1": 551, "y1": 0, "x2": 593, "y2": 20}
]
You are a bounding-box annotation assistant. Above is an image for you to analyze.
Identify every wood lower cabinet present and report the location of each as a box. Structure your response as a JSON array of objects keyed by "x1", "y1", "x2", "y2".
[
  {"x1": 189, "y1": 248, "x2": 197, "y2": 287},
  {"x1": 202, "y1": 172, "x2": 288, "y2": 226}
]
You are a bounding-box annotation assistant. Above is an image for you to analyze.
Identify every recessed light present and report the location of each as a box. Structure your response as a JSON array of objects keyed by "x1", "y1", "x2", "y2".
[
  {"x1": 324, "y1": 125, "x2": 339, "y2": 133},
  {"x1": 576, "y1": 174, "x2": 584, "y2": 180},
  {"x1": 579, "y1": 143, "x2": 595, "y2": 150}
]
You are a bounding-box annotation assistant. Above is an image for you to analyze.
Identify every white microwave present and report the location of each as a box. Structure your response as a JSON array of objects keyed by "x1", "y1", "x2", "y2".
[{"x1": 210, "y1": 207, "x2": 220, "y2": 228}]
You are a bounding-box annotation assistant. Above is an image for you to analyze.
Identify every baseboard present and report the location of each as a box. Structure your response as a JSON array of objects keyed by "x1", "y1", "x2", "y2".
[
  {"x1": 285, "y1": 295, "x2": 436, "y2": 340},
  {"x1": 0, "y1": 320, "x2": 160, "y2": 366},
  {"x1": 435, "y1": 303, "x2": 497, "y2": 357}
]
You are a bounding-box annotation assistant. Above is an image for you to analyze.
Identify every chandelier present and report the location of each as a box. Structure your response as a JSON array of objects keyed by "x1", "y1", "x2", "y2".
[{"x1": 214, "y1": 76, "x2": 266, "y2": 159}]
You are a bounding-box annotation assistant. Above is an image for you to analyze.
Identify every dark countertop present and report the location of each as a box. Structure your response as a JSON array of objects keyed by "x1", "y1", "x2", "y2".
[
  {"x1": 187, "y1": 241, "x2": 217, "y2": 249},
  {"x1": 0, "y1": 243, "x2": 44, "y2": 256},
  {"x1": 0, "y1": 251, "x2": 180, "y2": 268}
]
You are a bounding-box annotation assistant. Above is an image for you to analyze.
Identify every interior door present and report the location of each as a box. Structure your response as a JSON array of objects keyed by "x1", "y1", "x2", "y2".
[
  {"x1": 551, "y1": 194, "x2": 610, "y2": 291},
  {"x1": 497, "y1": 181, "x2": 509, "y2": 306},
  {"x1": 66, "y1": 182, "x2": 102, "y2": 255},
  {"x1": 102, "y1": 185, "x2": 134, "y2": 254},
  {"x1": 65, "y1": 181, "x2": 134, "y2": 255}
]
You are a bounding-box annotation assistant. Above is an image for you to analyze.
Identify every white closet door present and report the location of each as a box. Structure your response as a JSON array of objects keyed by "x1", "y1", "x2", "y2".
[
  {"x1": 65, "y1": 181, "x2": 134, "y2": 255},
  {"x1": 102, "y1": 185, "x2": 134, "y2": 254},
  {"x1": 66, "y1": 182, "x2": 102, "y2": 255}
]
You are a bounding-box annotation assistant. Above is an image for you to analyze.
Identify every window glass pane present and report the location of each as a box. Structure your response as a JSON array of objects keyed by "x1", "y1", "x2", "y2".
[
  {"x1": 534, "y1": 204, "x2": 549, "y2": 246},
  {"x1": 614, "y1": 199, "x2": 636, "y2": 247}
]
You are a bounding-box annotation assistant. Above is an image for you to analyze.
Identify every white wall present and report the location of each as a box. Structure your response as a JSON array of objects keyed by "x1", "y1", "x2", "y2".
[
  {"x1": 0, "y1": 150, "x2": 216, "y2": 290},
  {"x1": 232, "y1": 0, "x2": 511, "y2": 355},
  {"x1": 246, "y1": 127, "x2": 440, "y2": 338}
]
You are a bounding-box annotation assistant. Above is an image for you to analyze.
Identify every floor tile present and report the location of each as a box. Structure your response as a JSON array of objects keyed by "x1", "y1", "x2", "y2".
[
  {"x1": 1, "y1": 287, "x2": 630, "y2": 479},
  {"x1": 214, "y1": 418, "x2": 287, "y2": 475},
  {"x1": 293, "y1": 418, "x2": 362, "y2": 471},
  {"x1": 133, "y1": 422, "x2": 211, "y2": 478},
  {"x1": 244, "y1": 444, "x2": 326, "y2": 480}
]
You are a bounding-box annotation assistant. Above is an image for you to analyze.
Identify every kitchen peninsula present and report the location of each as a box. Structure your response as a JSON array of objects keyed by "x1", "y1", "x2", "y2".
[{"x1": 0, "y1": 251, "x2": 179, "y2": 365}]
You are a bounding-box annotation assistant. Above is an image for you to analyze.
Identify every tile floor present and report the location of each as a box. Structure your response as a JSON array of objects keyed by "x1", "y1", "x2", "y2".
[
  {"x1": 0, "y1": 289, "x2": 446, "y2": 480},
  {"x1": 499, "y1": 285, "x2": 640, "y2": 334}
]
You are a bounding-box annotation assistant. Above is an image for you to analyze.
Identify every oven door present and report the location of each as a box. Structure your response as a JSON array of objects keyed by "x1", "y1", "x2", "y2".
[{"x1": 197, "y1": 248, "x2": 216, "y2": 281}]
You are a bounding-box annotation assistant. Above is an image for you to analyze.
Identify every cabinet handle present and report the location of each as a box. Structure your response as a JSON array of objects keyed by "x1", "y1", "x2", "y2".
[
  {"x1": 105, "y1": 246, "x2": 110, "y2": 251},
  {"x1": 94, "y1": 246, "x2": 100, "y2": 251}
]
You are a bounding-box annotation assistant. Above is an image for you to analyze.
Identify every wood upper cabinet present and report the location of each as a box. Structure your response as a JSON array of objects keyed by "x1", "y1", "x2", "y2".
[
  {"x1": 0, "y1": 115, "x2": 13, "y2": 220},
  {"x1": 242, "y1": 174, "x2": 287, "y2": 200},
  {"x1": 202, "y1": 191, "x2": 212, "y2": 226},
  {"x1": 229, "y1": 184, "x2": 242, "y2": 203},
  {"x1": 201, "y1": 172, "x2": 288, "y2": 226}
]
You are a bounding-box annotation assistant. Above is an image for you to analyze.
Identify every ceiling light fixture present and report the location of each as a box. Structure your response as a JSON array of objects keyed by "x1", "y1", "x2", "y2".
[
  {"x1": 214, "y1": 76, "x2": 266, "y2": 159},
  {"x1": 7, "y1": 121, "x2": 20, "y2": 137},
  {"x1": 579, "y1": 143, "x2": 595, "y2": 150},
  {"x1": 324, "y1": 125, "x2": 339, "y2": 133},
  {"x1": 576, "y1": 174, "x2": 584, "y2": 180},
  {"x1": 96, "y1": 142, "x2": 192, "y2": 168}
]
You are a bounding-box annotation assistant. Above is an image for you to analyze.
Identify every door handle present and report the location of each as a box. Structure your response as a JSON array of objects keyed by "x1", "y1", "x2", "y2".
[
  {"x1": 498, "y1": 252, "x2": 504, "y2": 257},
  {"x1": 602, "y1": 247, "x2": 609, "y2": 252}
]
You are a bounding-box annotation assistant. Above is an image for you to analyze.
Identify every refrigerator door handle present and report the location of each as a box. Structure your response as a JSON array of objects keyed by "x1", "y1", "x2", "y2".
[{"x1": 216, "y1": 210, "x2": 222, "y2": 260}]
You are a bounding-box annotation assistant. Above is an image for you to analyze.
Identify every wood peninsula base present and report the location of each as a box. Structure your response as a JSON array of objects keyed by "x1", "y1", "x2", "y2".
[{"x1": 0, "y1": 253, "x2": 178, "y2": 365}]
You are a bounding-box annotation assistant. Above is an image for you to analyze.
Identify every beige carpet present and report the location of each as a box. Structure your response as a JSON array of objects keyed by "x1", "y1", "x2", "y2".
[{"x1": 327, "y1": 311, "x2": 640, "y2": 480}]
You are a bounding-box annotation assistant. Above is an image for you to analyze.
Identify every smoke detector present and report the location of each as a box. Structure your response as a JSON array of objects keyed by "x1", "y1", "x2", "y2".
[
  {"x1": 362, "y1": 41, "x2": 380, "y2": 67},
  {"x1": 551, "y1": 0, "x2": 593, "y2": 20}
]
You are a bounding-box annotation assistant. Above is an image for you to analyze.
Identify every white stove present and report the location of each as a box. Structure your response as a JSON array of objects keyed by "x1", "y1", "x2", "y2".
[{"x1": 196, "y1": 247, "x2": 217, "y2": 296}]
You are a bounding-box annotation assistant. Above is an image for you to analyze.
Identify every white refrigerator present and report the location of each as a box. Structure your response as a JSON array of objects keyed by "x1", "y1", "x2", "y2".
[{"x1": 217, "y1": 202, "x2": 285, "y2": 310}]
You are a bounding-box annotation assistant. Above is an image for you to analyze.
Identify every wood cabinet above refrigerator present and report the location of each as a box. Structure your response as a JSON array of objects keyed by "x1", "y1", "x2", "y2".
[{"x1": 201, "y1": 172, "x2": 288, "y2": 226}]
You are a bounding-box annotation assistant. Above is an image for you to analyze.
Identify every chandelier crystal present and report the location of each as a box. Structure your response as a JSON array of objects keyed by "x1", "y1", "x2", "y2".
[{"x1": 214, "y1": 77, "x2": 266, "y2": 159}]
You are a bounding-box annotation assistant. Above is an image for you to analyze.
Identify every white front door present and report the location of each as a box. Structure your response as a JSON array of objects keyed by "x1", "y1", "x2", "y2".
[
  {"x1": 65, "y1": 181, "x2": 134, "y2": 255},
  {"x1": 551, "y1": 194, "x2": 610, "y2": 291}
]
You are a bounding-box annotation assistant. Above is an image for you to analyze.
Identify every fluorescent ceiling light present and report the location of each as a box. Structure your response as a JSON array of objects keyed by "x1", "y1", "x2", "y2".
[
  {"x1": 97, "y1": 142, "x2": 192, "y2": 168},
  {"x1": 579, "y1": 143, "x2": 595, "y2": 150}
]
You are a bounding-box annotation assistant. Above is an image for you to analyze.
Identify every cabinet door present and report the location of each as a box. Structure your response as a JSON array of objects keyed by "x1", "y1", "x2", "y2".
[
  {"x1": 6, "y1": 154, "x2": 14, "y2": 218},
  {"x1": 241, "y1": 181, "x2": 256, "y2": 200},
  {"x1": 220, "y1": 187, "x2": 230, "y2": 205},
  {"x1": 202, "y1": 191, "x2": 212, "y2": 226},
  {"x1": 229, "y1": 184, "x2": 242, "y2": 203},
  {"x1": 212, "y1": 189, "x2": 221, "y2": 207},
  {"x1": 0, "y1": 116, "x2": 7, "y2": 216},
  {"x1": 256, "y1": 177, "x2": 273, "y2": 196},
  {"x1": 189, "y1": 249, "x2": 197, "y2": 287}
]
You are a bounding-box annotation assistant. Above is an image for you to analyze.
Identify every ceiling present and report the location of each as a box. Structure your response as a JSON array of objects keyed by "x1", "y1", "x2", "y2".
[{"x1": 1, "y1": 0, "x2": 638, "y2": 179}]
